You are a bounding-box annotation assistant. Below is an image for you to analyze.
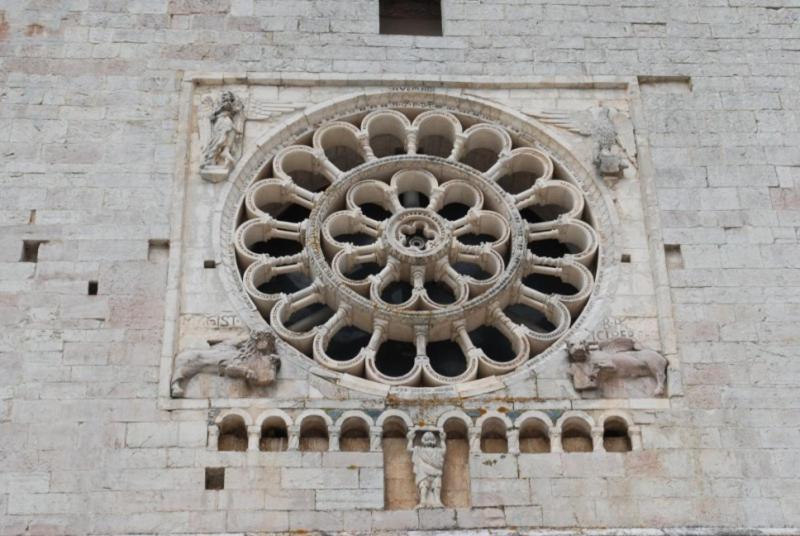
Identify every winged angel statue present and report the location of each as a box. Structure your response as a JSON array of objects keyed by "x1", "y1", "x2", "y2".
[
  {"x1": 525, "y1": 105, "x2": 636, "y2": 180},
  {"x1": 198, "y1": 91, "x2": 306, "y2": 182}
]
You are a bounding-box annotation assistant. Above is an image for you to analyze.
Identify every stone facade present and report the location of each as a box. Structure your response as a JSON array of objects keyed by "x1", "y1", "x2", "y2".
[{"x1": 1, "y1": 1, "x2": 799, "y2": 534}]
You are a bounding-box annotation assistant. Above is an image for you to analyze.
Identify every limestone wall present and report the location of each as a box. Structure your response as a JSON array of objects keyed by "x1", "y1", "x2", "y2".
[{"x1": 1, "y1": 1, "x2": 798, "y2": 534}]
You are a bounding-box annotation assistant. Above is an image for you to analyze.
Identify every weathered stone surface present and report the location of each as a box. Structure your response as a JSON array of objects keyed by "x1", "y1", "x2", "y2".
[{"x1": 1, "y1": 0, "x2": 798, "y2": 534}]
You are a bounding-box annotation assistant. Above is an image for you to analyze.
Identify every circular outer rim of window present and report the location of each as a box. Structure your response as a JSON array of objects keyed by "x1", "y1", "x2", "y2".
[{"x1": 216, "y1": 91, "x2": 618, "y2": 399}]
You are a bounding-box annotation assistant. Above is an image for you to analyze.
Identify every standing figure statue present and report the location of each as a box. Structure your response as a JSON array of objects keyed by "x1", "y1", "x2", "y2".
[
  {"x1": 199, "y1": 91, "x2": 244, "y2": 182},
  {"x1": 170, "y1": 330, "x2": 280, "y2": 397},
  {"x1": 412, "y1": 431, "x2": 446, "y2": 509}
]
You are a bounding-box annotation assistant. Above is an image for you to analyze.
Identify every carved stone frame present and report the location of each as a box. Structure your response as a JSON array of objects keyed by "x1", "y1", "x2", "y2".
[{"x1": 158, "y1": 73, "x2": 680, "y2": 411}]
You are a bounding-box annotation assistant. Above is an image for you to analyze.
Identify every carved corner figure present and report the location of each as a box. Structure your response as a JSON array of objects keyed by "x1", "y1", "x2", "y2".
[
  {"x1": 170, "y1": 330, "x2": 281, "y2": 398},
  {"x1": 199, "y1": 91, "x2": 244, "y2": 183},
  {"x1": 525, "y1": 105, "x2": 633, "y2": 180},
  {"x1": 411, "y1": 431, "x2": 446, "y2": 509},
  {"x1": 567, "y1": 336, "x2": 668, "y2": 397}
]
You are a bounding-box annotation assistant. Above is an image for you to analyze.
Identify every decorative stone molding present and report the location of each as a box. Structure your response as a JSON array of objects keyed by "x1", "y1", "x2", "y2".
[
  {"x1": 207, "y1": 406, "x2": 644, "y2": 455},
  {"x1": 163, "y1": 77, "x2": 681, "y2": 406}
]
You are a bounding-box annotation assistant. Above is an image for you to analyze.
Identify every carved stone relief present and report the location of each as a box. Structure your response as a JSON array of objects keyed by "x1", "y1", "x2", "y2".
[
  {"x1": 163, "y1": 79, "x2": 677, "y2": 406},
  {"x1": 567, "y1": 335, "x2": 668, "y2": 398},
  {"x1": 198, "y1": 91, "x2": 309, "y2": 183},
  {"x1": 199, "y1": 91, "x2": 245, "y2": 182},
  {"x1": 232, "y1": 107, "x2": 599, "y2": 388},
  {"x1": 171, "y1": 330, "x2": 280, "y2": 397},
  {"x1": 410, "y1": 430, "x2": 445, "y2": 509},
  {"x1": 526, "y1": 105, "x2": 636, "y2": 181}
]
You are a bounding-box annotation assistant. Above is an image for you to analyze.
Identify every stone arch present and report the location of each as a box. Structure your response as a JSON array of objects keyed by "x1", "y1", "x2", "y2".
[
  {"x1": 377, "y1": 409, "x2": 414, "y2": 431},
  {"x1": 599, "y1": 411, "x2": 635, "y2": 453},
  {"x1": 476, "y1": 411, "x2": 512, "y2": 454},
  {"x1": 297, "y1": 410, "x2": 332, "y2": 452},
  {"x1": 336, "y1": 410, "x2": 373, "y2": 452},
  {"x1": 255, "y1": 409, "x2": 292, "y2": 452},
  {"x1": 214, "y1": 410, "x2": 252, "y2": 452},
  {"x1": 214, "y1": 408, "x2": 253, "y2": 427},
  {"x1": 436, "y1": 409, "x2": 473, "y2": 431},
  {"x1": 515, "y1": 410, "x2": 554, "y2": 454},
  {"x1": 557, "y1": 411, "x2": 595, "y2": 453}
]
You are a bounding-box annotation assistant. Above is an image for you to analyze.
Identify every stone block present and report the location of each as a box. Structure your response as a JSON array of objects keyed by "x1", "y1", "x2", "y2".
[
  {"x1": 288, "y1": 510, "x2": 344, "y2": 531},
  {"x1": 455, "y1": 507, "x2": 506, "y2": 528},
  {"x1": 226, "y1": 510, "x2": 289, "y2": 532},
  {"x1": 358, "y1": 467, "x2": 384, "y2": 489},
  {"x1": 518, "y1": 454, "x2": 564, "y2": 478},
  {"x1": 263, "y1": 488, "x2": 315, "y2": 511},
  {"x1": 471, "y1": 478, "x2": 531, "y2": 507},
  {"x1": 469, "y1": 453, "x2": 518, "y2": 478},
  {"x1": 316, "y1": 488, "x2": 383, "y2": 510},
  {"x1": 280, "y1": 467, "x2": 359, "y2": 489},
  {"x1": 417, "y1": 507, "x2": 457, "y2": 530},
  {"x1": 125, "y1": 422, "x2": 178, "y2": 448},
  {"x1": 504, "y1": 505, "x2": 544, "y2": 527},
  {"x1": 321, "y1": 451, "x2": 383, "y2": 467},
  {"x1": 371, "y1": 509, "x2": 419, "y2": 530}
]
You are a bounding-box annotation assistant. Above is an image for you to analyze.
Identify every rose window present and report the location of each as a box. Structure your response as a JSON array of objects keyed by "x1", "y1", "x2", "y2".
[{"x1": 233, "y1": 106, "x2": 599, "y2": 387}]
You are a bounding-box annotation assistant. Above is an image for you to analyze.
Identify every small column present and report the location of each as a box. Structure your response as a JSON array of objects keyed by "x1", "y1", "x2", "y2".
[
  {"x1": 369, "y1": 426, "x2": 383, "y2": 452},
  {"x1": 406, "y1": 429, "x2": 416, "y2": 451},
  {"x1": 592, "y1": 427, "x2": 605, "y2": 453},
  {"x1": 359, "y1": 133, "x2": 376, "y2": 161},
  {"x1": 247, "y1": 425, "x2": 260, "y2": 451},
  {"x1": 287, "y1": 425, "x2": 300, "y2": 451},
  {"x1": 328, "y1": 425, "x2": 340, "y2": 452},
  {"x1": 550, "y1": 430, "x2": 563, "y2": 453},
  {"x1": 469, "y1": 426, "x2": 481, "y2": 454},
  {"x1": 207, "y1": 424, "x2": 219, "y2": 451},
  {"x1": 508, "y1": 429, "x2": 520, "y2": 455},
  {"x1": 449, "y1": 133, "x2": 466, "y2": 161},
  {"x1": 406, "y1": 127, "x2": 418, "y2": 155},
  {"x1": 484, "y1": 153, "x2": 510, "y2": 182}
]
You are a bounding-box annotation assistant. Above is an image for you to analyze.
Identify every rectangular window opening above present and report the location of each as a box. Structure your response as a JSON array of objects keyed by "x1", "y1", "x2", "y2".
[{"x1": 380, "y1": 0, "x2": 442, "y2": 36}]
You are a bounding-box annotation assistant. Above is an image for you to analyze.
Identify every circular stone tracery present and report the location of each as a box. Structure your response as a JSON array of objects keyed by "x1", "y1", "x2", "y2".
[{"x1": 232, "y1": 104, "x2": 600, "y2": 388}]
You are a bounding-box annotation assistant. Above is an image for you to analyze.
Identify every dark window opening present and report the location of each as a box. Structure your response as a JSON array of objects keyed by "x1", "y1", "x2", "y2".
[
  {"x1": 380, "y1": 0, "x2": 442, "y2": 36},
  {"x1": 20, "y1": 240, "x2": 46, "y2": 263},
  {"x1": 148, "y1": 239, "x2": 170, "y2": 262},
  {"x1": 205, "y1": 467, "x2": 225, "y2": 490},
  {"x1": 88, "y1": 281, "x2": 98, "y2": 296}
]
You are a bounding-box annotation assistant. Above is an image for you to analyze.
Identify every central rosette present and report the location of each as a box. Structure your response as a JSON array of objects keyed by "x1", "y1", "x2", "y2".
[
  {"x1": 387, "y1": 209, "x2": 450, "y2": 263},
  {"x1": 309, "y1": 158, "x2": 522, "y2": 328}
]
